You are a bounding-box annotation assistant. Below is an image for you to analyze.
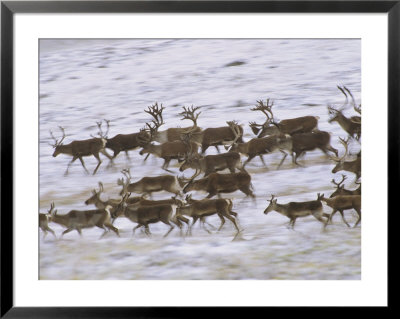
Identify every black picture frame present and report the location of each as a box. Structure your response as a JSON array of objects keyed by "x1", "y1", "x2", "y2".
[{"x1": 1, "y1": 1, "x2": 396, "y2": 317}]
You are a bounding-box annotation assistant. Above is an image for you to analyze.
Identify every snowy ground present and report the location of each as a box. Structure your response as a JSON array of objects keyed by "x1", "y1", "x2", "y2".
[{"x1": 39, "y1": 39, "x2": 361, "y2": 280}]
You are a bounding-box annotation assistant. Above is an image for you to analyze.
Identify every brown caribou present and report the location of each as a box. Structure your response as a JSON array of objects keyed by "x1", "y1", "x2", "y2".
[
  {"x1": 327, "y1": 86, "x2": 361, "y2": 139},
  {"x1": 183, "y1": 170, "x2": 254, "y2": 198},
  {"x1": 249, "y1": 99, "x2": 319, "y2": 137},
  {"x1": 39, "y1": 202, "x2": 56, "y2": 238},
  {"x1": 319, "y1": 193, "x2": 361, "y2": 228},
  {"x1": 263, "y1": 194, "x2": 330, "y2": 229},
  {"x1": 50, "y1": 125, "x2": 112, "y2": 175}
]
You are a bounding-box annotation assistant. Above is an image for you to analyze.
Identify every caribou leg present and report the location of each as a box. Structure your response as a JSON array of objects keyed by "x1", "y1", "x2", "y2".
[
  {"x1": 187, "y1": 217, "x2": 199, "y2": 236},
  {"x1": 353, "y1": 208, "x2": 361, "y2": 228},
  {"x1": 223, "y1": 213, "x2": 240, "y2": 233},
  {"x1": 61, "y1": 228, "x2": 74, "y2": 237},
  {"x1": 259, "y1": 155, "x2": 266, "y2": 166},
  {"x1": 143, "y1": 153, "x2": 151, "y2": 162},
  {"x1": 217, "y1": 214, "x2": 226, "y2": 231},
  {"x1": 338, "y1": 210, "x2": 351, "y2": 227},
  {"x1": 132, "y1": 224, "x2": 142, "y2": 236},
  {"x1": 162, "y1": 158, "x2": 173, "y2": 173},
  {"x1": 65, "y1": 156, "x2": 79, "y2": 176},
  {"x1": 163, "y1": 222, "x2": 175, "y2": 237},
  {"x1": 277, "y1": 150, "x2": 288, "y2": 169},
  {"x1": 91, "y1": 153, "x2": 102, "y2": 175}
]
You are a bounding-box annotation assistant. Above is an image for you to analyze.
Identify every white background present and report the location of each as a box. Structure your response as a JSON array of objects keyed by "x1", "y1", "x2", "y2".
[{"x1": 14, "y1": 13, "x2": 387, "y2": 306}]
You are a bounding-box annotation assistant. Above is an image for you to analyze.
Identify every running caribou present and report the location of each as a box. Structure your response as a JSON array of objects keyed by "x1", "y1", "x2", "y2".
[
  {"x1": 263, "y1": 194, "x2": 330, "y2": 229},
  {"x1": 327, "y1": 86, "x2": 361, "y2": 140},
  {"x1": 50, "y1": 125, "x2": 112, "y2": 175},
  {"x1": 249, "y1": 99, "x2": 319, "y2": 138}
]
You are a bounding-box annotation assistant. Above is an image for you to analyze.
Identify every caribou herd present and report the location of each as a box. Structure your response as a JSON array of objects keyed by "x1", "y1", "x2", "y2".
[{"x1": 41, "y1": 86, "x2": 362, "y2": 239}]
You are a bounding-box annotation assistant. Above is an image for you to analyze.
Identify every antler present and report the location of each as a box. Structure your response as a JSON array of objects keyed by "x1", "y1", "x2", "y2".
[
  {"x1": 328, "y1": 85, "x2": 350, "y2": 115},
  {"x1": 144, "y1": 102, "x2": 165, "y2": 127},
  {"x1": 327, "y1": 104, "x2": 340, "y2": 116},
  {"x1": 181, "y1": 125, "x2": 201, "y2": 142},
  {"x1": 227, "y1": 121, "x2": 241, "y2": 142},
  {"x1": 92, "y1": 119, "x2": 110, "y2": 139},
  {"x1": 249, "y1": 121, "x2": 264, "y2": 128},
  {"x1": 49, "y1": 126, "x2": 66, "y2": 148},
  {"x1": 137, "y1": 122, "x2": 159, "y2": 145},
  {"x1": 48, "y1": 202, "x2": 55, "y2": 215},
  {"x1": 190, "y1": 168, "x2": 201, "y2": 180},
  {"x1": 350, "y1": 116, "x2": 361, "y2": 124},
  {"x1": 343, "y1": 86, "x2": 361, "y2": 115},
  {"x1": 185, "y1": 194, "x2": 193, "y2": 203},
  {"x1": 331, "y1": 174, "x2": 347, "y2": 188},
  {"x1": 118, "y1": 169, "x2": 132, "y2": 196},
  {"x1": 331, "y1": 137, "x2": 349, "y2": 162},
  {"x1": 121, "y1": 168, "x2": 132, "y2": 182},
  {"x1": 337, "y1": 85, "x2": 349, "y2": 109},
  {"x1": 179, "y1": 105, "x2": 201, "y2": 127},
  {"x1": 117, "y1": 178, "x2": 125, "y2": 187},
  {"x1": 251, "y1": 99, "x2": 274, "y2": 121},
  {"x1": 98, "y1": 182, "x2": 104, "y2": 193},
  {"x1": 225, "y1": 121, "x2": 242, "y2": 150},
  {"x1": 268, "y1": 194, "x2": 276, "y2": 202}
]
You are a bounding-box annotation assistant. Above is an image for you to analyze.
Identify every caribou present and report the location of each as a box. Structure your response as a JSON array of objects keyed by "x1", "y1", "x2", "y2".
[
  {"x1": 47, "y1": 203, "x2": 119, "y2": 238},
  {"x1": 176, "y1": 195, "x2": 240, "y2": 236},
  {"x1": 249, "y1": 99, "x2": 319, "y2": 137},
  {"x1": 289, "y1": 130, "x2": 338, "y2": 165},
  {"x1": 329, "y1": 175, "x2": 361, "y2": 198},
  {"x1": 50, "y1": 125, "x2": 112, "y2": 175},
  {"x1": 179, "y1": 152, "x2": 242, "y2": 176},
  {"x1": 117, "y1": 168, "x2": 187, "y2": 198},
  {"x1": 145, "y1": 103, "x2": 244, "y2": 154},
  {"x1": 138, "y1": 121, "x2": 199, "y2": 172},
  {"x1": 39, "y1": 202, "x2": 56, "y2": 238},
  {"x1": 94, "y1": 119, "x2": 151, "y2": 161},
  {"x1": 319, "y1": 193, "x2": 361, "y2": 228},
  {"x1": 331, "y1": 137, "x2": 361, "y2": 180},
  {"x1": 200, "y1": 121, "x2": 244, "y2": 154},
  {"x1": 263, "y1": 194, "x2": 330, "y2": 229},
  {"x1": 144, "y1": 102, "x2": 203, "y2": 144},
  {"x1": 114, "y1": 195, "x2": 183, "y2": 237},
  {"x1": 183, "y1": 170, "x2": 254, "y2": 198},
  {"x1": 228, "y1": 129, "x2": 292, "y2": 168},
  {"x1": 327, "y1": 86, "x2": 361, "y2": 140}
]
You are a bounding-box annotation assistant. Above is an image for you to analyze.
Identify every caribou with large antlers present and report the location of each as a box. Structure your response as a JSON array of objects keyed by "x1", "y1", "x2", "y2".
[
  {"x1": 50, "y1": 125, "x2": 112, "y2": 175},
  {"x1": 329, "y1": 175, "x2": 361, "y2": 198},
  {"x1": 249, "y1": 99, "x2": 319, "y2": 137},
  {"x1": 144, "y1": 102, "x2": 203, "y2": 144},
  {"x1": 331, "y1": 137, "x2": 361, "y2": 180},
  {"x1": 138, "y1": 122, "x2": 199, "y2": 172},
  {"x1": 327, "y1": 86, "x2": 361, "y2": 139},
  {"x1": 145, "y1": 103, "x2": 244, "y2": 154}
]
